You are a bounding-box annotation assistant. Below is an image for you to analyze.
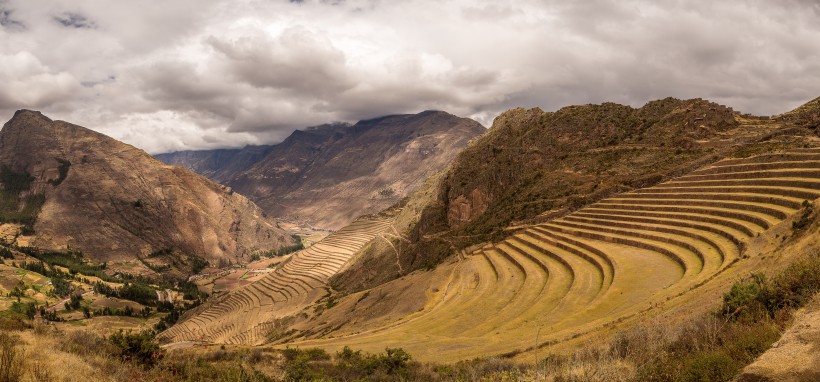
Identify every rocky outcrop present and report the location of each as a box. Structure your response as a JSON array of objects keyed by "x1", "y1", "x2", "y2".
[
  {"x1": 446, "y1": 187, "x2": 491, "y2": 227},
  {"x1": 0, "y1": 110, "x2": 293, "y2": 274}
]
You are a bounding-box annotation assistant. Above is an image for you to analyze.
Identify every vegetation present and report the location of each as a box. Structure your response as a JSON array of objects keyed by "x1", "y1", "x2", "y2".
[
  {"x1": 0, "y1": 332, "x2": 25, "y2": 382},
  {"x1": 0, "y1": 166, "x2": 45, "y2": 231},
  {"x1": 46, "y1": 157, "x2": 71, "y2": 186},
  {"x1": 18, "y1": 248, "x2": 110, "y2": 281},
  {"x1": 257, "y1": 236, "x2": 305, "y2": 258},
  {"x1": 190, "y1": 255, "x2": 209, "y2": 274},
  {"x1": 109, "y1": 330, "x2": 164, "y2": 367}
]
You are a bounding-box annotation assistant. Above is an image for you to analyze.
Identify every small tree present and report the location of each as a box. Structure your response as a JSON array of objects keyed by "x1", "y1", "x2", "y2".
[{"x1": 109, "y1": 330, "x2": 163, "y2": 367}]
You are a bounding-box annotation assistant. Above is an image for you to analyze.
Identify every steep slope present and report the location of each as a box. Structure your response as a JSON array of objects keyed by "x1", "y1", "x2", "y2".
[
  {"x1": 155, "y1": 145, "x2": 274, "y2": 184},
  {"x1": 0, "y1": 110, "x2": 293, "y2": 275},
  {"x1": 158, "y1": 111, "x2": 486, "y2": 230}
]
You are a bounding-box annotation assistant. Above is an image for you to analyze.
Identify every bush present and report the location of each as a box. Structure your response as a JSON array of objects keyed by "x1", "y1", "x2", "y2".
[
  {"x1": 109, "y1": 330, "x2": 164, "y2": 367},
  {"x1": 679, "y1": 350, "x2": 738, "y2": 382},
  {"x1": 281, "y1": 346, "x2": 415, "y2": 381},
  {"x1": 723, "y1": 252, "x2": 820, "y2": 320},
  {"x1": 722, "y1": 273, "x2": 766, "y2": 321},
  {"x1": 0, "y1": 332, "x2": 25, "y2": 382}
]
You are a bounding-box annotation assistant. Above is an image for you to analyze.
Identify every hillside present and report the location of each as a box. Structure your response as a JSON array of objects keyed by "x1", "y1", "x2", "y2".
[
  {"x1": 154, "y1": 145, "x2": 274, "y2": 184},
  {"x1": 0, "y1": 110, "x2": 293, "y2": 276},
  {"x1": 158, "y1": 111, "x2": 486, "y2": 230},
  {"x1": 332, "y1": 98, "x2": 791, "y2": 292},
  {"x1": 161, "y1": 96, "x2": 820, "y2": 365},
  {"x1": 159, "y1": 213, "x2": 395, "y2": 344}
]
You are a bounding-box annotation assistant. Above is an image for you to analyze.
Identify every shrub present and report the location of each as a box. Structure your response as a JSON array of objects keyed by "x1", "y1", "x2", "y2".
[
  {"x1": 109, "y1": 330, "x2": 164, "y2": 367},
  {"x1": 679, "y1": 350, "x2": 738, "y2": 382},
  {"x1": 46, "y1": 158, "x2": 71, "y2": 186},
  {"x1": 722, "y1": 273, "x2": 766, "y2": 321}
]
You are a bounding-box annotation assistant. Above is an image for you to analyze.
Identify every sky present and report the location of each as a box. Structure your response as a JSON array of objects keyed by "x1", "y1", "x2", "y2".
[{"x1": 0, "y1": 0, "x2": 819, "y2": 154}]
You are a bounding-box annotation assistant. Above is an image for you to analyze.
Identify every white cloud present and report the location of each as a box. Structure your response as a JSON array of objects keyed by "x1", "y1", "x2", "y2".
[{"x1": 0, "y1": 0, "x2": 818, "y2": 153}]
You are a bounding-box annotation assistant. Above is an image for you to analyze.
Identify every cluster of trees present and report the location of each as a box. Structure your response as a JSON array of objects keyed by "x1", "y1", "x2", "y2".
[
  {"x1": 92, "y1": 281, "x2": 157, "y2": 306},
  {"x1": 90, "y1": 306, "x2": 151, "y2": 319},
  {"x1": 63, "y1": 293, "x2": 83, "y2": 311},
  {"x1": 254, "y1": 235, "x2": 305, "y2": 259}
]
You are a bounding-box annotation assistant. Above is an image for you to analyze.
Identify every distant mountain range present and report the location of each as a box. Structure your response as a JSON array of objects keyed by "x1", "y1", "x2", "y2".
[{"x1": 157, "y1": 110, "x2": 486, "y2": 230}]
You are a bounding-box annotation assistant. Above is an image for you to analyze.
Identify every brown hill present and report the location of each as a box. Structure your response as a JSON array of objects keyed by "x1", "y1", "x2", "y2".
[
  {"x1": 158, "y1": 111, "x2": 486, "y2": 230},
  {"x1": 0, "y1": 110, "x2": 293, "y2": 275}
]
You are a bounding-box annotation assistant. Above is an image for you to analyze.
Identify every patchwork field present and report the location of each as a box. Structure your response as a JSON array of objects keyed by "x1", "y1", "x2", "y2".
[
  {"x1": 159, "y1": 215, "x2": 393, "y2": 344},
  {"x1": 272, "y1": 148, "x2": 820, "y2": 361}
]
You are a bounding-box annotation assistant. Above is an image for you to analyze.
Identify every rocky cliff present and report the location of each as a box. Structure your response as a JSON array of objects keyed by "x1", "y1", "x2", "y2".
[{"x1": 0, "y1": 110, "x2": 293, "y2": 275}]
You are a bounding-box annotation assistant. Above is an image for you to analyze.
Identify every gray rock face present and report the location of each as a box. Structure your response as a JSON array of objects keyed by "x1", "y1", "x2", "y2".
[{"x1": 0, "y1": 110, "x2": 292, "y2": 274}]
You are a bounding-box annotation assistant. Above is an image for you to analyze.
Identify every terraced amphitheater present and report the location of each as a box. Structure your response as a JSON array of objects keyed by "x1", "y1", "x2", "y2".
[
  {"x1": 158, "y1": 215, "x2": 392, "y2": 345},
  {"x1": 281, "y1": 148, "x2": 820, "y2": 361}
]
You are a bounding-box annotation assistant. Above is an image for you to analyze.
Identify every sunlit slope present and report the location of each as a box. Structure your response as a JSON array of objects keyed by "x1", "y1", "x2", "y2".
[
  {"x1": 159, "y1": 216, "x2": 392, "y2": 344},
  {"x1": 287, "y1": 148, "x2": 820, "y2": 361}
]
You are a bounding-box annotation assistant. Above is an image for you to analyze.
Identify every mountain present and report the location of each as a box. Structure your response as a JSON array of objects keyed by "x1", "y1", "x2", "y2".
[
  {"x1": 154, "y1": 145, "x2": 274, "y2": 184},
  {"x1": 0, "y1": 110, "x2": 293, "y2": 276},
  {"x1": 334, "y1": 97, "x2": 765, "y2": 291},
  {"x1": 158, "y1": 111, "x2": 486, "y2": 230}
]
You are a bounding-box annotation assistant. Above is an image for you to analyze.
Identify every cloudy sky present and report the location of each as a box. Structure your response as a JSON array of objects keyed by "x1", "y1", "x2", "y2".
[{"x1": 1, "y1": 0, "x2": 818, "y2": 153}]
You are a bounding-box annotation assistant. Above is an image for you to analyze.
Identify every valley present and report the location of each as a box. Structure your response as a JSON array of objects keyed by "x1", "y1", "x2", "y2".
[{"x1": 1, "y1": 96, "x2": 819, "y2": 381}]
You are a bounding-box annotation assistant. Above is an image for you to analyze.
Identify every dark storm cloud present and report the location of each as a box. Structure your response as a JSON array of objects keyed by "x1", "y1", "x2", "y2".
[
  {"x1": 0, "y1": 7, "x2": 23, "y2": 29},
  {"x1": 54, "y1": 12, "x2": 95, "y2": 29},
  {"x1": 0, "y1": 0, "x2": 818, "y2": 153}
]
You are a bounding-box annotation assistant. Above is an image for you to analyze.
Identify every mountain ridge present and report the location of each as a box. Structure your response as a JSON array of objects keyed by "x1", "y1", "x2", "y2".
[
  {"x1": 158, "y1": 110, "x2": 486, "y2": 230},
  {"x1": 0, "y1": 110, "x2": 293, "y2": 276}
]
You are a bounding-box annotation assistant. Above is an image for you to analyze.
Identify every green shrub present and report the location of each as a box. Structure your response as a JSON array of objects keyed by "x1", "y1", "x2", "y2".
[
  {"x1": 109, "y1": 330, "x2": 164, "y2": 367},
  {"x1": 679, "y1": 350, "x2": 738, "y2": 382},
  {"x1": 722, "y1": 273, "x2": 766, "y2": 320},
  {"x1": 45, "y1": 158, "x2": 71, "y2": 186}
]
